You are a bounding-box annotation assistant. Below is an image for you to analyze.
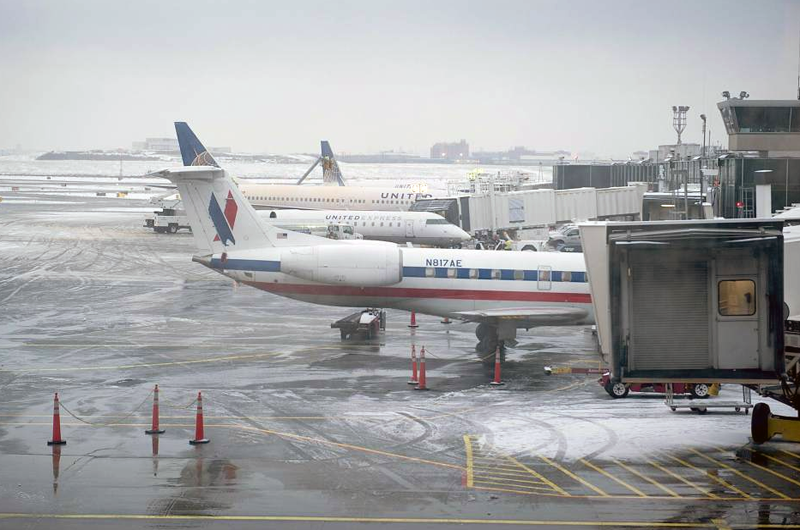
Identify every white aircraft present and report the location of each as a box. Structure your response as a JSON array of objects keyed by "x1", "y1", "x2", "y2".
[
  {"x1": 175, "y1": 122, "x2": 430, "y2": 212},
  {"x1": 157, "y1": 165, "x2": 593, "y2": 358},
  {"x1": 260, "y1": 209, "x2": 470, "y2": 247}
]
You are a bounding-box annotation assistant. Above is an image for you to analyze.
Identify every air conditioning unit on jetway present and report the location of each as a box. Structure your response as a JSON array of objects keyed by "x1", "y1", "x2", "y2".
[{"x1": 580, "y1": 220, "x2": 785, "y2": 384}]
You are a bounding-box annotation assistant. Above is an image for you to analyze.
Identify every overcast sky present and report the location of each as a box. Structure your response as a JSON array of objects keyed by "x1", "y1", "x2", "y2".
[{"x1": 1, "y1": 0, "x2": 799, "y2": 157}]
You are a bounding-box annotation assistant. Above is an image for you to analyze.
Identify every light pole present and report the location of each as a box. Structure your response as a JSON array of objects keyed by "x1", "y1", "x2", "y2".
[{"x1": 700, "y1": 114, "x2": 707, "y2": 159}]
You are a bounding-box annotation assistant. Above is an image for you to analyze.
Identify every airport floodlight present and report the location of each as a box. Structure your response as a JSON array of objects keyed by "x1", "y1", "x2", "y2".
[
  {"x1": 722, "y1": 91, "x2": 731, "y2": 100},
  {"x1": 672, "y1": 105, "x2": 689, "y2": 145},
  {"x1": 739, "y1": 91, "x2": 750, "y2": 99}
]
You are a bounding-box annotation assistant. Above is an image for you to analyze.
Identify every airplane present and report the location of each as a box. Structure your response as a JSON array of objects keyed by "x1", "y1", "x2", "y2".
[
  {"x1": 175, "y1": 122, "x2": 429, "y2": 212},
  {"x1": 295, "y1": 141, "x2": 346, "y2": 186},
  {"x1": 154, "y1": 164, "x2": 594, "y2": 360},
  {"x1": 260, "y1": 209, "x2": 471, "y2": 247}
]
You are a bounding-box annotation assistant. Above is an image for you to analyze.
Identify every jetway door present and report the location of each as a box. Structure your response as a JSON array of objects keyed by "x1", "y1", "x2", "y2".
[
  {"x1": 715, "y1": 276, "x2": 760, "y2": 370},
  {"x1": 628, "y1": 255, "x2": 711, "y2": 371}
]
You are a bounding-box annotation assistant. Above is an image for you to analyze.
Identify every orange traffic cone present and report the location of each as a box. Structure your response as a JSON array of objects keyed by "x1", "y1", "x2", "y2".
[
  {"x1": 414, "y1": 347, "x2": 429, "y2": 391},
  {"x1": 47, "y1": 393, "x2": 66, "y2": 446},
  {"x1": 490, "y1": 346, "x2": 505, "y2": 387},
  {"x1": 408, "y1": 311, "x2": 419, "y2": 328},
  {"x1": 407, "y1": 344, "x2": 418, "y2": 385},
  {"x1": 441, "y1": 317, "x2": 451, "y2": 324},
  {"x1": 145, "y1": 384, "x2": 165, "y2": 435},
  {"x1": 189, "y1": 392, "x2": 210, "y2": 445}
]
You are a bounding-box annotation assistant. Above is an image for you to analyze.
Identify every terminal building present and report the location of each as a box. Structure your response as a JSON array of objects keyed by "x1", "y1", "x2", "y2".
[{"x1": 554, "y1": 95, "x2": 800, "y2": 219}]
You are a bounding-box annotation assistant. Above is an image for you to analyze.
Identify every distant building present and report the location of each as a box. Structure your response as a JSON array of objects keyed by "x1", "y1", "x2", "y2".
[
  {"x1": 132, "y1": 137, "x2": 231, "y2": 153},
  {"x1": 431, "y1": 139, "x2": 469, "y2": 160},
  {"x1": 472, "y1": 146, "x2": 571, "y2": 165},
  {"x1": 648, "y1": 143, "x2": 702, "y2": 162}
]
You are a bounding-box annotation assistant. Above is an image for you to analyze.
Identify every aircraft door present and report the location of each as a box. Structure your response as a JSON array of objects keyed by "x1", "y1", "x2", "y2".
[
  {"x1": 537, "y1": 265, "x2": 552, "y2": 291},
  {"x1": 405, "y1": 220, "x2": 414, "y2": 238},
  {"x1": 715, "y1": 276, "x2": 760, "y2": 369}
]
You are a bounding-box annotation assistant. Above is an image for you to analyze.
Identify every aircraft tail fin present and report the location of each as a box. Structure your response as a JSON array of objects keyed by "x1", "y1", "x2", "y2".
[
  {"x1": 175, "y1": 122, "x2": 219, "y2": 167},
  {"x1": 320, "y1": 141, "x2": 346, "y2": 186},
  {"x1": 152, "y1": 166, "x2": 324, "y2": 255}
]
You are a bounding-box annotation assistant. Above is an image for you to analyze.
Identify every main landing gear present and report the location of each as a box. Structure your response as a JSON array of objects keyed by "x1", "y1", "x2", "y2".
[{"x1": 475, "y1": 323, "x2": 505, "y2": 364}]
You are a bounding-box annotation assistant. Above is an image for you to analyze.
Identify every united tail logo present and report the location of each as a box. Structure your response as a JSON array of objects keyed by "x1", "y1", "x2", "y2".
[{"x1": 208, "y1": 191, "x2": 238, "y2": 245}]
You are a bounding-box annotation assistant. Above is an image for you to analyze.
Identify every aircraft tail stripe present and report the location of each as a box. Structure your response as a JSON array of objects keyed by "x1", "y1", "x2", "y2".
[{"x1": 248, "y1": 281, "x2": 592, "y2": 304}]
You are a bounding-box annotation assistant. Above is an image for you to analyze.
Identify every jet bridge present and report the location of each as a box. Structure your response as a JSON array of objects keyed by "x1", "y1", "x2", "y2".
[
  {"x1": 580, "y1": 219, "x2": 785, "y2": 384},
  {"x1": 581, "y1": 219, "x2": 800, "y2": 443}
]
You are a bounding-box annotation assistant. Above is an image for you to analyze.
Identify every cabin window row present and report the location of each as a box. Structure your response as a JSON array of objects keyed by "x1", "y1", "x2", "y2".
[
  {"x1": 245, "y1": 194, "x2": 413, "y2": 205},
  {"x1": 247, "y1": 195, "x2": 367, "y2": 204},
  {"x1": 416, "y1": 268, "x2": 586, "y2": 282}
]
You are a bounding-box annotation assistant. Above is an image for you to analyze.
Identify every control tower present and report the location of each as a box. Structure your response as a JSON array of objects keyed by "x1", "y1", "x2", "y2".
[
  {"x1": 718, "y1": 97, "x2": 800, "y2": 157},
  {"x1": 715, "y1": 94, "x2": 800, "y2": 218}
]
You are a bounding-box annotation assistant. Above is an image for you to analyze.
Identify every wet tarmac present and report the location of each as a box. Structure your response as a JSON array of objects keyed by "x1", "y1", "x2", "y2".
[{"x1": 2, "y1": 191, "x2": 800, "y2": 529}]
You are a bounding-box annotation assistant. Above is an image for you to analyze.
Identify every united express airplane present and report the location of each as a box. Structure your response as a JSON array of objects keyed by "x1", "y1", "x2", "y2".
[
  {"x1": 260, "y1": 209, "x2": 470, "y2": 247},
  {"x1": 155, "y1": 165, "x2": 593, "y2": 357}
]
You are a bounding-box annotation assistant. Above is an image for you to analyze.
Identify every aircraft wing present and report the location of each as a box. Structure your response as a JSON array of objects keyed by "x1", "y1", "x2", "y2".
[{"x1": 453, "y1": 307, "x2": 589, "y2": 326}]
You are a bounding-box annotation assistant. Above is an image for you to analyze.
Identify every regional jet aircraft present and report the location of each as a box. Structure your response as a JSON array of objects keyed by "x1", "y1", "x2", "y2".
[
  {"x1": 155, "y1": 165, "x2": 593, "y2": 357},
  {"x1": 175, "y1": 122, "x2": 430, "y2": 212},
  {"x1": 260, "y1": 209, "x2": 470, "y2": 247}
]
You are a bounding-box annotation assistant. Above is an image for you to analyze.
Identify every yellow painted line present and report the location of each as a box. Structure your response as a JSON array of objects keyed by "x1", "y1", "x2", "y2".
[
  {"x1": 0, "y1": 413, "x2": 388, "y2": 422},
  {"x1": 473, "y1": 461, "x2": 535, "y2": 470},
  {"x1": 612, "y1": 459, "x2": 681, "y2": 498},
  {"x1": 744, "y1": 449, "x2": 800, "y2": 475},
  {"x1": 0, "y1": 351, "x2": 281, "y2": 373},
  {"x1": 580, "y1": 458, "x2": 647, "y2": 497},
  {"x1": 473, "y1": 468, "x2": 545, "y2": 478},
  {"x1": 503, "y1": 454, "x2": 569, "y2": 496},
  {"x1": 472, "y1": 484, "x2": 562, "y2": 496},
  {"x1": 689, "y1": 449, "x2": 790, "y2": 500},
  {"x1": 472, "y1": 480, "x2": 556, "y2": 492},
  {"x1": 779, "y1": 449, "x2": 800, "y2": 461},
  {"x1": 647, "y1": 459, "x2": 718, "y2": 499},
  {"x1": 733, "y1": 454, "x2": 800, "y2": 492},
  {"x1": 711, "y1": 519, "x2": 732, "y2": 530},
  {"x1": 237, "y1": 424, "x2": 466, "y2": 471},
  {"x1": 474, "y1": 475, "x2": 549, "y2": 487},
  {"x1": 463, "y1": 435, "x2": 474, "y2": 488},
  {"x1": 6, "y1": 420, "x2": 464, "y2": 473},
  {"x1": 0, "y1": 512, "x2": 731, "y2": 527},
  {"x1": 539, "y1": 455, "x2": 606, "y2": 497},
  {"x1": 665, "y1": 455, "x2": 752, "y2": 500}
]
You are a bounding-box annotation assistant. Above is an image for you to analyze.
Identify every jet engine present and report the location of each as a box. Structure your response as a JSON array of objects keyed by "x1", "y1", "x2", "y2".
[{"x1": 281, "y1": 245, "x2": 402, "y2": 287}]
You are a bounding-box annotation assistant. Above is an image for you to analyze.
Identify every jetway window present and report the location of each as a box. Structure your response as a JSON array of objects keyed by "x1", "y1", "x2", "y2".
[
  {"x1": 539, "y1": 270, "x2": 550, "y2": 281},
  {"x1": 718, "y1": 280, "x2": 756, "y2": 316},
  {"x1": 469, "y1": 269, "x2": 478, "y2": 279},
  {"x1": 447, "y1": 268, "x2": 457, "y2": 278},
  {"x1": 491, "y1": 270, "x2": 501, "y2": 280},
  {"x1": 562, "y1": 271, "x2": 572, "y2": 282},
  {"x1": 425, "y1": 268, "x2": 435, "y2": 278},
  {"x1": 513, "y1": 270, "x2": 524, "y2": 280}
]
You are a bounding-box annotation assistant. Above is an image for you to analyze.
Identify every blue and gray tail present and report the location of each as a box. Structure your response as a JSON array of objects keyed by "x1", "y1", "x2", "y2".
[
  {"x1": 175, "y1": 122, "x2": 219, "y2": 167},
  {"x1": 320, "y1": 141, "x2": 346, "y2": 186}
]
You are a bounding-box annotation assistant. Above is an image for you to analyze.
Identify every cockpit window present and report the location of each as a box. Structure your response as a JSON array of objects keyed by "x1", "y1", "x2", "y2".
[{"x1": 425, "y1": 218, "x2": 449, "y2": 225}]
